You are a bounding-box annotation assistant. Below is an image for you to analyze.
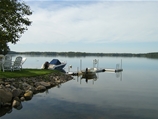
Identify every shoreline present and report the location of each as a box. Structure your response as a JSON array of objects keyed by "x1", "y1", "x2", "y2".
[{"x1": 0, "y1": 73, "x2": 73, "y2": 117}]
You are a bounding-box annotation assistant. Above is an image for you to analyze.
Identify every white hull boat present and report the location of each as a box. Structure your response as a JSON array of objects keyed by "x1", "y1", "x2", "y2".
[{"x1": 41, "y1": 59, "x2": 66, "y2": 70}]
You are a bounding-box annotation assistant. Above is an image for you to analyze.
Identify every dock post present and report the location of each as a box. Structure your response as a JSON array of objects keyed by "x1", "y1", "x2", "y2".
[
  {"x1": 80, "y1": 59, "x2": 82, "y2": 71},
  {"x1": 121, "y1": 59, "x2": 122, "y2": 69},
  {"x1": 93, "y1": 60, "x2": 94, "y2": 68},
  {"x1": 93, "y1": 59, "x2": 98, "y2": 68},
  {"x1": 97, "y1": 59, "x2": 99, "y2": 69}
]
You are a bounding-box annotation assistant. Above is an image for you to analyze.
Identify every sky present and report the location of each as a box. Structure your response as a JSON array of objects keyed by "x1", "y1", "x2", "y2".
[{"x1": 9, "y1": 0, "x2": 158, "y2": 53}]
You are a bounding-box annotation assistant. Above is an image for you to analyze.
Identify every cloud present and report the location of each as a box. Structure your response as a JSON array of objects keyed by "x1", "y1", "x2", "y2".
[{"x1": 19, "y1": 1, "x2": 158, "y2": 45}]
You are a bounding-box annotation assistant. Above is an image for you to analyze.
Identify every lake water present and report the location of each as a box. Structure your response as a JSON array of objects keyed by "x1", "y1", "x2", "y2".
[{"x1": 1, "y1": 55, "x2": 158, "y2": 119}]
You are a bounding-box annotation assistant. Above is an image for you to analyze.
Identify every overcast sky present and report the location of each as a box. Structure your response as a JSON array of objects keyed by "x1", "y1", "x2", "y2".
[{"x1": 9, "y1": 0, "x2": 158, "y2": 53}]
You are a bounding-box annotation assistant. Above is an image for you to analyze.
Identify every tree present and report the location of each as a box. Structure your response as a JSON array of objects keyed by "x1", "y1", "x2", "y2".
[{"x1": 0, "y1": 0, "x2": 32, "y2": 55}]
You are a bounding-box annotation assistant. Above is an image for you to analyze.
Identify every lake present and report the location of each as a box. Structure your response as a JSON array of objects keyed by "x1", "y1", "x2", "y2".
[{"x1": 1, "y1": 55, "x2": 158, "y2": 119}]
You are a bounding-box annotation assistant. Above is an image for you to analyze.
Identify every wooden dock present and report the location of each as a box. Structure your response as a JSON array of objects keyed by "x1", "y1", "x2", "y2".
[
  {"x1": 67, "y1": 68, "x2": 123, "y2": 76},
  {"x1": 67, "y1": 59, "x2": 123, "y2": 76}
]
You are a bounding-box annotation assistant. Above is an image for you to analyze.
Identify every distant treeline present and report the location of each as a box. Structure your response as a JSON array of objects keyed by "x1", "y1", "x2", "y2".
[{"x1": 9, "y1": 51, "x2": 158, "y2": 58}]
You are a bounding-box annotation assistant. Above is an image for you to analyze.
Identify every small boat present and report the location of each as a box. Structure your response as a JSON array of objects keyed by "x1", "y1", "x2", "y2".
[
  {"x1": 48, "y1": 59, "x2": 66, "y2": 70},
  {"x1": 41, "y1": 59, "x2": 66, "y2": 70},
  {"x1": 81, "y1": 67, "x2": 97, "y2": 74}
]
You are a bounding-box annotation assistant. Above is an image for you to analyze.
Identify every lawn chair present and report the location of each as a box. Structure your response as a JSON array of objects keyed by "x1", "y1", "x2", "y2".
[
  {"x1": 2, "y1": 55, "x2": 12, "y2": 72},
  {"x1": 21, "y1": 57, "x2": 27, "y2": 69},
  {"x1": 12, "y1": 56, "x2": 23, "y2": 71},
  {"x1": 0, "y1": 55, "x2": 4, "y2": 71}
]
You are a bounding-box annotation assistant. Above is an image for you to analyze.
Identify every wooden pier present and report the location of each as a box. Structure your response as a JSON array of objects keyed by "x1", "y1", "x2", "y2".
[
  {"x1": 68, "y1": 68, "x2": 123, "y2": 76},
  {"x1": 67, "y1": 59, "x2": 123, "y2": 76}
]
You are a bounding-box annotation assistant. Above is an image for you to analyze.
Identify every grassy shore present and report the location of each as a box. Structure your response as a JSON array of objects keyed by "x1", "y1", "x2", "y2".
[{"x1": 0, "y1": 69, "x2": 59, "y2": 78}]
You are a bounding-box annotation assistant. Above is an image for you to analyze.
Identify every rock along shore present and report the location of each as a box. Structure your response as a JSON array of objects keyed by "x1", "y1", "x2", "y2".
[{"x1": 0, "y1": 72, "x2": 73, "y2": 117}]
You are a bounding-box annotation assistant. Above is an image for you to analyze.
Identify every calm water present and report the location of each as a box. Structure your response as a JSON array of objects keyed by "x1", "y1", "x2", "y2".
[{"x1": 1, "y1": 55, "x2": 158, "y2": 119}]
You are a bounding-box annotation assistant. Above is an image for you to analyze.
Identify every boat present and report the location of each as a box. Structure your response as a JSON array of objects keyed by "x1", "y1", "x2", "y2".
[
  {"x1": 48, "y1": 59, "x2": 66, "y2": 70},
  {"x1": 81, "y1": 67, "x2": 97, "y2": 74},
  {"x1": 41, "y1": 59, "x2": 66, "y2": 70}
]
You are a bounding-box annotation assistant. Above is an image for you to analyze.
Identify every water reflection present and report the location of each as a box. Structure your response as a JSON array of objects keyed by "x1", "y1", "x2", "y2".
[
  {"x1": 0, "y1": 107, "x2": 12, "y2": 117},
  {"x1": 0, "y1": 103, "x2": 23, "y2": 118},
  {"x1": 82, "y1": 72, "x2": 97, "y2": 83},
  {"x1": 75, "y1": 71, "x2": 123, "y2": 84}
]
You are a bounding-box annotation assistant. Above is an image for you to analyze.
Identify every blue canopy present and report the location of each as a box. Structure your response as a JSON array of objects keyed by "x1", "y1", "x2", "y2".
[{"x1": 50, "y1": 59, "x2": 61, "y2": 65}]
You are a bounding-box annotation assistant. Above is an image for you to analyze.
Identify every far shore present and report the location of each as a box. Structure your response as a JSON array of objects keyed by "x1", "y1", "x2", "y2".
[{"x1": 8, "y1": 51, "x2": 158, "y2": 58}]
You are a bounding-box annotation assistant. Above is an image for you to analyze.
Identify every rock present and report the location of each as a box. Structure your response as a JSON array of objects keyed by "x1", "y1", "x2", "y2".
[
  {"x1": 12, "y1": 99, "x2": 20, "y2": 107},
  {"x1": 54, "y1": 76, "x2": 60, "y2": 81},
  {"x1": 36, "y1": 85, "x2": 46, "y2": 92},
  {"x1": 55, "y1": 80, "x2": 61, "y2": 84},
  {"x1": 12, "y1": 97, "x2": 22, "y2": 110},
  {"x1": 0, "y1": 106, "x2": 12, "y2": 117},
  {"x1": 3, "y1": 103, "x2": 12, "y2": 106},
  {"x1": 0, "y1": 79, "x2": 4, "y2": 85},
  {"x1": 24, "y1": 90, "x2": 33, "y2": 100},
  {"x1": 50, "y1": 82, "x2": 56, "y2": 87},
  {"x1": 12, "y1": 89, "x2": 23, "y2": 98},
  {"x1": 39, "y1": 81, "x2": 51, "y2": 88},
  {"x1": 10, "y1": 85, "x2": 16, "y2": 90},
  {"x1": 7, "y1": 78, "x2": 15, "y2": 82},
  {"x1": 28, "y1": 86, "x2": 35, "y2": 94},
  {"x1": 22, "y1": 82, "x2": 35, "y2": 92},
  {"x1": 20, "y1": 97, "x2": 25, "y2": 101},
  {"x1": 0, "y1": 88, "x2": 13, "y2": 105},
  {"x1": 34, "y1": 82, "x2": 40, "y2": 87},
  {"x1": 5, "y1": 84, "x2": 11, "y2": 88}
]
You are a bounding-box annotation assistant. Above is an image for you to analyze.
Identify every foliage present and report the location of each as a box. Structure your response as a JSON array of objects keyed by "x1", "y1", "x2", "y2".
[
  {"x1": 0, "y1": 43, "x2": 10, "y2": 54},
  {"x1": 146, "y1": 52, "x2": 158, "y2": 58},
  {"x1": 0, "y1": 0, "x2": 32, "y2": 55}
]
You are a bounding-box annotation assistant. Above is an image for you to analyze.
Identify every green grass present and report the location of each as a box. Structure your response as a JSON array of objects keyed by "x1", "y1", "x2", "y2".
[{"x1": 0, "y1": 69, "x2": 58, "y2": 78}]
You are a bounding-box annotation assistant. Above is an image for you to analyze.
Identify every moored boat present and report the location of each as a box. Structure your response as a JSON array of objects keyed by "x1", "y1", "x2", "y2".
[
  {"x1": 41, "y1": 59, "x2": 66, "y2": 70},
  {"x1": 49, "y1": 59, "x2": 66, "y2": 70},
  {"x1": 81, "y1": 67, "x2": 97, "y2": 74}
]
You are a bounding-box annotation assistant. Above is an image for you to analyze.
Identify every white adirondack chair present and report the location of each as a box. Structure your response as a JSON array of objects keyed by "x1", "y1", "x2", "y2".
[
  {"x1": 21, "y1": 57, "x2": 27, "y2": 69},
  {"x1": 12, "y1": 56, "x2": 23, "y2": 71},
  {"x1": 0, "y1": 55, "x2": 4, "y2": 71},
  {"x1": 2, "y1": 55, "x2": 12, "y2": 72}
]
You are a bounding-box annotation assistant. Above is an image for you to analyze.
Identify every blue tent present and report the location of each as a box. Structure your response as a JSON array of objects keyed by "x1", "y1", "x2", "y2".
[{"x1": 50, "y1": 59, "x2": 61, "y2": 65}]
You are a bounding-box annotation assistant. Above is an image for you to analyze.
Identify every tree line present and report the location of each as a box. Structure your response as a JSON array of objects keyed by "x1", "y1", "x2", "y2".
[{"x1": 8, "y1": 51, "x2": 158, "y2": 58}]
